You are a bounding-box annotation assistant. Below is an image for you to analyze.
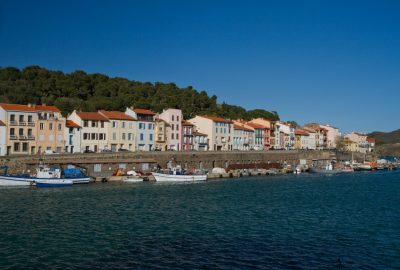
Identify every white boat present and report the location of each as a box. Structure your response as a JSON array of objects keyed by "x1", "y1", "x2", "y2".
[
  {"x1": 152, "y1": 172, "x2": 207, "y2": 182},
  {"x1": 0, "y1": 165, "x2": 90, "y2": 186},
  {"x1": 123, "y1": 176, "x2": 143, "y2": 183},
  {"x1": 152, "y1": 166, "x2": 207, "y2": 182}
]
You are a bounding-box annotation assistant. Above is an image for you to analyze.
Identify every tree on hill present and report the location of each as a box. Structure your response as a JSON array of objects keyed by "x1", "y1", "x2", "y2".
[{"x1": 0, "y1": 66, "x2": 280, "y2": 121}]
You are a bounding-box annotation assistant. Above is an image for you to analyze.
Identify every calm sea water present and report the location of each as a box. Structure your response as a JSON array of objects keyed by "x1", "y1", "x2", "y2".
[{"x1": 1, "y1": 171, "x2": 400, "y2": 269}]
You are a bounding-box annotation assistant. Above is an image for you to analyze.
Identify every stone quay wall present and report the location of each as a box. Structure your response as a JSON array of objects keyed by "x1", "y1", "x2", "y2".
[{"x1": 0, "y1": 150, "x2": 375, "y2": 177}]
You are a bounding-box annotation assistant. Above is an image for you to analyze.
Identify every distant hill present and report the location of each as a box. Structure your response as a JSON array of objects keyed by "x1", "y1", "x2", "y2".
[
  {"x1": 368, "y1": 129, "x2": 400, "y2": 145},
  {"x1": 0, "y1": 66, "x2": 280, "y2": 121}
]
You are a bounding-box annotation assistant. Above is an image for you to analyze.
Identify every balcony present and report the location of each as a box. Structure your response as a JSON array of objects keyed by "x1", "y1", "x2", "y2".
[
  {"x1": 10, "y1": 121, "x2": 18, "y2": 126},
  {"x1": 19, "y1": 135, "x2": 27, "y2": 140},
  {"x1": 27, "y1": 135, "x2": 35, "y2": 140},
  {"x1": 28, "y1": 122, "x2": 35, "y2": 127},
  {"x1": 19, "y1": 121, "x2": 26, "y2": 126},
  {"x1": 9, "y1": 135, "x2": 18, "y2": 140}
]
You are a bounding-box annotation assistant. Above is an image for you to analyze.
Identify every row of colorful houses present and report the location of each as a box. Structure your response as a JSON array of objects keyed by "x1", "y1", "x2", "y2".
[{"x1": 0, "y1": 103, "x2": 375, "y2": 155}]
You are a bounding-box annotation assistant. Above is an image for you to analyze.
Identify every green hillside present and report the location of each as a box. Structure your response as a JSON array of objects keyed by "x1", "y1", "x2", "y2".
[
  {"x1": 368, "y1": 129, "x2": 400, "y2": 145},
  {"x1": 0, "y1": 66, "x2": 279, "y2": 121}
]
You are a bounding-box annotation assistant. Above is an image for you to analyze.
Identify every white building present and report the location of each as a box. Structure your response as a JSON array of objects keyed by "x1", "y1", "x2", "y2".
[
  {"x1": 125, "y1": 108, "x2": 156, "y2": 151},
  {"x1": 233, "y1": 124, "x2": 254, "y2": 150},
  {"x1": 193, "y1": 131, "x2": 209, "y2": 151},
  {"x1": 64, "y1": 120, "x2": 81, "y2": 153},
  {"x1": 158, "y1": 108, "x2": 182, "y2": 150},
  {"x1": 67, "y1": 111, "x2": 109, "y2": 152},
  {"x1": 0, "y1": 120, "x2": 6, "y2": 156},
  {"x1": 319, "y1": 124, "x2": 341, "y2": 149},
  {"x1": 278, "y1": 122, "x2": 295, "y2": 149}
]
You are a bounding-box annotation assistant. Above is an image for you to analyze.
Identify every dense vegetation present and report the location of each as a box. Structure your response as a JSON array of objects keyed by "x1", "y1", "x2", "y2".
[
  {"x1": 0, "y1": 66, "x2": 279, "y2": 121},
  {"x1": 368, "y1": 129, "x2": 400, "y2": 145}
]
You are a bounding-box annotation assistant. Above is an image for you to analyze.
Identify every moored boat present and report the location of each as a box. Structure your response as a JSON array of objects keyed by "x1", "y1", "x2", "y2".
[
  {"x1": 152, "y1": 166, "x2": 207, "y2": 182},
  {"x1": 35, "y1": 179, "x2": 73, "y2": 187}
]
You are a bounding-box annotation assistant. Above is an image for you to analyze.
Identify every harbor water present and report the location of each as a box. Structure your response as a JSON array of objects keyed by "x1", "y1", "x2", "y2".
[{"x1": 1, "y1": 171, "x2": 400, "y2": 269}]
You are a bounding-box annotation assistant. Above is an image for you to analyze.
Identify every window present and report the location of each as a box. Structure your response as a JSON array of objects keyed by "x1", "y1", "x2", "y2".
[
  {"x1": 19, "y1": 128, "x2": 23, "y2": 136},
  {"x1": 176, "y1": 133, "x2": 179, "y2": 140},
  {"x1": 171, "y1": 124, "x2": 174, "y2": 131},
  {"x1": 49, "y1": 123, "x2": 53, "y2": 130},
  {"x1": 28, "y1": 115, "x2": 33, "y2": 123},
  {"x1": 148, "y1": 123, "x2": 152, "y2": 129},
  {"x1": 172, "y1": 133, "x2": 174, "y2": 139},
  {"x1": 112, "y1": 121, "x2": 117, "y2": 128},
  {"x1": 69, "y1": 135, "x2": 73, "y2": 145},
  {"x1": 100, "y1": 121, "x2": 104, "y2": 128},
  {"x1": 19, "y1": 115, "x2": 24, "y2": 122},
  {"x1": 83, "y1": 120, "x2": 88, "y2": 127},
  {"x1": 128, "y1": 133, "x2": 132, "y2": 140},
  {"x1": 10, "y1": 128, "x2": 15, "y2": 136},
  {"x1": 139, "y1": 123, "x2": 144, "y2": 129},
  {"x1": 40, "y1": 123, "x2": 44, "y2": 130},
  {"x1": 22, "y1": 143, "x2": 28, "y2": 152},
  {"x1": 28, "y1": 129, "x2": 32, "y2": 136},
  {"x1": 140, "y1": 133, "x2": 144, "y2": 141},
  {"x1": 91, "y1": 133, "x2": 96, "y2": 140},
  {"x1": 83, "y1": 133, "x2": 89, "y2": 140},
  {"x1": 14, "y1": 142, "x2": 19, "y2": 152},
  {"x1": 177, "y1": 116, "x2": 179, "y2": 121},
  {"x1": 176, "y1": 124, "x2": 179, "y2": 131},
  {"x1": 122, "y1": 133, "x2": 126, "y2": 140},
  {"x1": 10, "y1": 114, "x2": 15, "y2": 122},
  {"x1": 149, "y1": 134, "x2": 153, "y2": 141},
  {"x1": 129, "y1": 122, "x2": 132, "y2": 129},
  {"x1": 172, "y1": 115, "x2": 175, "y2": 121},
  {"x1": 91, "y1": 121, "x2": 97, "y2": 127},
  {"x1": 112, "y1": 132, "x2": 116, "y2": 140},
  {"x1": 122, "y1": 122, "x2": 125, "y2": 128},
  {"x1": 58, "y1": 123, "x2": 62, "y2": 131}
]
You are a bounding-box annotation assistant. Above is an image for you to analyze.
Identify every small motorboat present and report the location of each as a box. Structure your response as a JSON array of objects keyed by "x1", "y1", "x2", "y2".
[
  {"x1": 123, "y1": 170, "x2": 143, "y2": 183},
  {"x1": 152, "y1": 166, "x2": 207, "y2": 182},
  {"x1": 35, "y1": 179, "x2": 73, "y2": 187}
]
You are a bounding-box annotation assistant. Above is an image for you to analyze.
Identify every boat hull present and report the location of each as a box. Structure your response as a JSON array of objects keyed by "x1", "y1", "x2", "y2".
[
  {"x1": 152, "y1": 172, "x2": 207, "y2": 182},
  {"x1": 0, "y1": 176, "x2": 33, "y2": 186},
  {"x1": 35, "y1": 179, "x2": 73, "y2": 187}
]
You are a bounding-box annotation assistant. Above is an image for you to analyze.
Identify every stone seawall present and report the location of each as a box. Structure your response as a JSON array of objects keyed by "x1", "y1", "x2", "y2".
[{"x1": 0, "y1": 150, "x2": 375, "y2": 177}]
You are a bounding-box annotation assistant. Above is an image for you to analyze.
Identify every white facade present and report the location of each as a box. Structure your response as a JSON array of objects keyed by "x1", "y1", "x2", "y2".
[
  {"x1": 67, "y1": 111, "x2": 109, "y2": 152},
  {"x1": 233, "y1": 126, "x2": 254, "y2": 150},
  {"x1": 193, "y1": 132, "x2": 209, "y2": 151},
  {"x1": 125, "y1": 108, "x2": 155, "y2": 151},
  {"x1": 320, "y1": 124, "x2": 341, "y2": 149},
  {"x1": 64, "y1": 121, "x2": 81, "y2": 153},
  {"x1": 278, "y1": 122, "x2": 295, "y2": 149},
  {"x1": 158, "y1": 108, "x2": 182, "y2": 150},
  {"x1": 0, "y1": 122, "x2": 6, "y2": 156}
]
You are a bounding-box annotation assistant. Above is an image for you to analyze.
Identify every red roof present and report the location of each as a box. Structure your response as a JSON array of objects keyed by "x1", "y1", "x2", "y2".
[
  {"x1": 234, "y1": 124, "x2": 254, "y2": 132},
  {"x1": 295, "y1": 130, "x2": 309, "y2": 136},
  {"x1": 76, "y1": 112, "x2": 109, "y2": 121},
  {"x1": 182, "y1": 120, "x2": 194, "y2": 126},
  {"x1": 133, "y1": 108, "x2": 156, "y2": 115},
  {"x1": 98, "y1": 110, "x2": 136, "y2": 121},
  {"x1": 0, "y1": 120, "x2": 6, "y2": 126},
  {"x1": 0, "y1": 103, "x2": 60, "y2": 112},
  {"x1": 66, "y1": 120, "x2": 81, "y2": 128},
  {"x1": 201, "y1": 115, "x2": 233, "y2": 123},
  {"x1": 367, "y1": 138, "x2": 376, "y2": 143},
  {"x1": 247, "y1": 122, "x2": 267, "y2": 129}
]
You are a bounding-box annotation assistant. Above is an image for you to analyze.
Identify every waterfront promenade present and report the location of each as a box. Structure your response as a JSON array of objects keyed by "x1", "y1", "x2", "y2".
[{"x1": 0, "y1": 150, "x2": 375, "y2": 178}]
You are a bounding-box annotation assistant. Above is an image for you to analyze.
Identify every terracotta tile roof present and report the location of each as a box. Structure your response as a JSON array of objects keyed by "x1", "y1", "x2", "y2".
[
  {"x1": 0, "y1": 120, "x2": 6, "y2": 126},
  {"x1": 35, "y1": 105, "x2": 60, "y2": 112},
  {"x1": 76, "y1": 112, "x2": 109, "y2": 121},
  {"x1": 201, "y1": 115, "x2": 233, "y2": 123},
  {"x1": 133, "y1": 108, "x2": 156, "y2": 115},
  {"x1": 0, "y1": 103, "x2": 60, "y2": 112},
  {"x1": 98, "y1": 110, "x2": 136, "y2": 121},
  {"x1": 367, "y1": 138, "x2": 376, "y2": 143},
  {"x1": 234, "y1": 124, "x2": 254, "y2": 132},
  {"x1": 247, "y1": 122, "x2": 267, "y2": 129},
  {"x1": 193, "y1": 131, "x2": 207, "y2": 136},
  {"x1": 182, "y1": 120, "x2": 194, "y2": 126},
  {"x1": 66, "y1": 120, "x2": 81, "y2": 128},
  {"x1": 295, "y1": 129, "x2": 309, "y2": 136}
]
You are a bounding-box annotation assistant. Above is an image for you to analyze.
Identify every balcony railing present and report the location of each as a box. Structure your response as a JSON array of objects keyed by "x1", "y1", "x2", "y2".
[
  {"x1": 9, "y1": 135, "x2": 18, "y2": 140},
  {"x1": 27, "y1": 135, "x2": 35, "y2": 140},
  {"x1": 19, "y1": 121, "x2": 26, "y2": 126},
  {"x1": 19, "y1": 135, "x2": 27, "y2": 140},
  {"x1": 10, "y1": 121, "x2": 18, "y2": 126},
  {"x1": 28, "y1": 122, "x2": 35, "y2": 127}
]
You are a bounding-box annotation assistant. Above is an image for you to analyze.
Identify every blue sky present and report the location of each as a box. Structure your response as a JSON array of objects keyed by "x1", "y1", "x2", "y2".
[{"x1": 1, "y1": 0, "x2": 399, "y2": 133}]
